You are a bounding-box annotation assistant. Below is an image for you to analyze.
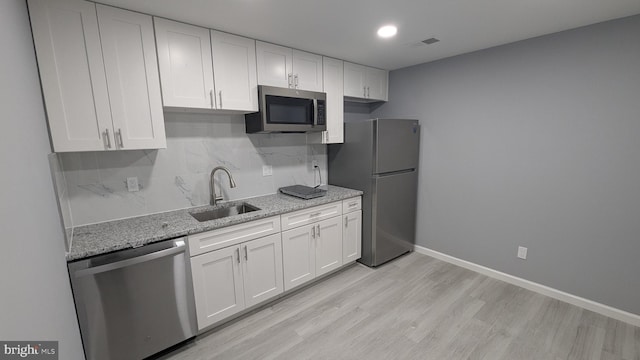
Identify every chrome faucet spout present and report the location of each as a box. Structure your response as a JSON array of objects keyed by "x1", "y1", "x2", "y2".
[{"x1": 210, "y1": 166, "x2": 236, "y2": 205}]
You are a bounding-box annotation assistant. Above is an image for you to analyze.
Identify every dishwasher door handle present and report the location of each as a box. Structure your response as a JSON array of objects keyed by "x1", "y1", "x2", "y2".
[{"x1": 74, "y1": 243, "x2": 186, "y2": 278}]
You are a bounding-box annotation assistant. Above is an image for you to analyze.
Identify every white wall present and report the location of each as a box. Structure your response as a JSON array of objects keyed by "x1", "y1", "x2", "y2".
[
  {"x1": 0, "y1": 0, "x2": 84, "y2": 358},
  {"x1": 373, "y1": 15, "x2": 640, "y2": 315}
]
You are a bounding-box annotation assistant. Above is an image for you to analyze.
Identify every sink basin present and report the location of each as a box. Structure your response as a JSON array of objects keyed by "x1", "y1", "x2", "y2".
[{"x1": 190, "y1": 203, "x2": 260, "y2": 222}]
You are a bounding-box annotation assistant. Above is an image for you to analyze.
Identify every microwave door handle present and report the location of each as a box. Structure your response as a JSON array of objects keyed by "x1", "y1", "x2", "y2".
[{"x1": 312, "y1": 98, "x2": 318, "y2": 127}]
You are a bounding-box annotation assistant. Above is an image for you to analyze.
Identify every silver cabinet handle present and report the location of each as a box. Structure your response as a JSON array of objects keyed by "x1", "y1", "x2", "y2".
[
  {"x1": 210, "y1": 89, "x2": 214, "y2": 108},
  {"x1": 116, "y1": 128, "x2": 124, "y2": 148},
  {"x1": 104, "y1": 128, "x2": 111, "y2": 149},
  {"x1": 218, "y1": 90, "x2": 223, "y2": 108},
  {"x1": 236, "y1": 247, "x2": 240, "y2": 264},
  {"x1": 345, "y1": 216, "x2": 348, "y2": 228},
  {"x1": 349, "y1": 202, "x2": 357, "y2": 208},
  {"x1": 367, "y1": 86, "x2": 370, "y2": 98},
  {"x1": 288, "y1": 73, "x2": 293, "y2": 88},
  {"x1": 363, "y1": 86, "x2": 367, "y2": 97},
  {"x1": 317, "y1": 224, "x2": 320, "y2": 237},
  {"x1": 311, "y1": 225, "x2": 315, "y2": 239},
  {"x1": 310, "y1": 212, "x2": 321, "y2": 218},
  {"x1": 294, "y1": 74, "x2": 299, "y2": 89},
  {"x1": 244, "y1": 245, "x2": 248, "y2": 261}
]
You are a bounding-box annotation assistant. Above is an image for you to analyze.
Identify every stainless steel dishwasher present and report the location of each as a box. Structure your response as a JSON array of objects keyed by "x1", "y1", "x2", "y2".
[{"x1": 68, "y1": 238, "x2": 197, "y2": 360}]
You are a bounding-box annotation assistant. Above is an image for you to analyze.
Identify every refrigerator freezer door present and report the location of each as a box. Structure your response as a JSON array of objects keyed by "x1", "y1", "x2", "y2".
[
  {"x1": 374, "y1": 119, "x2": 420, "y2": 174},
  {"x1": 371, "y1": 169, "x2": 418, "y2": 266}
]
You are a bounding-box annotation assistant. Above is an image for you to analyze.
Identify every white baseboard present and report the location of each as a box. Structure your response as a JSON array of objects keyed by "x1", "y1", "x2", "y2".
[{"x1": 414, "y1": 245, "x2": 640, "y2": 327}]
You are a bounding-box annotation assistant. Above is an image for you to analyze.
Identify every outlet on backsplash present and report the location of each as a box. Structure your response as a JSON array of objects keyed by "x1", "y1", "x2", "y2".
[{"x1": 126, "y1": 177, "x2": 140, "y2": 192}]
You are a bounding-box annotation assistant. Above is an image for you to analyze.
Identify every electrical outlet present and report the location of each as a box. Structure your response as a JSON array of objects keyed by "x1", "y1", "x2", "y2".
[
  {"x1": 312, "y1": 159, "x2": 319, "y2": 168},
  {"x1": 517, "y1": 246, "x2": 528, "y2": 260},
  {"x1": 126, "y1": 177, "x2": 139, "y2": 192},
  {"x1": 262, "y1": 165, "x2": 273, "y2": 177}
]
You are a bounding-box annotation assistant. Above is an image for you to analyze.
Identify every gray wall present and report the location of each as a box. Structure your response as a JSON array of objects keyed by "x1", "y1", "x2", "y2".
[
  {"x1": 0, "y1": 0, "x2": 84, "y2": 358},
  {"x1": 373, "y1": 15, "x2": 640, "y2": 315}
]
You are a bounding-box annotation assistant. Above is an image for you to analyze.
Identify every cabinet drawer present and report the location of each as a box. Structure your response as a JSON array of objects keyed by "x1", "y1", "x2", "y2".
[
  {"x1": 342, "y1": 197, "x2": 361, "y2": 213},
  {"x1": 188, "y1": 216, "x2": 281, "y2": 256},
  {"x1": 280, "y1": 202, "x2": 342, "y2": 231}
]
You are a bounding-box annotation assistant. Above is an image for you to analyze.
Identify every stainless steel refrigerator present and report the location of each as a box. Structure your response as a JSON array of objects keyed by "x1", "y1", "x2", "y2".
[{"x1": 328, "y1": 118, "x2": 420, "y2": 267}]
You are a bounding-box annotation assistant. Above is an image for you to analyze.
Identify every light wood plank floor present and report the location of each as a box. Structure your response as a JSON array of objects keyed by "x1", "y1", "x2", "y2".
[{"x1": 159, "y1": 252, "x2": 640, "y2": 360}]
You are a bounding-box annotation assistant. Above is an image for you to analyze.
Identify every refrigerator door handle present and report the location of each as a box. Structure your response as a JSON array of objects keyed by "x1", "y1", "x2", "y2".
[{"x1": 373, "y1": 168, "x2": 415, "y2": 177}]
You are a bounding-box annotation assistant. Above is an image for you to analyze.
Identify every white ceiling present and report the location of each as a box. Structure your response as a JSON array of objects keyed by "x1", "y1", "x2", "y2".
[{"x1": 99, "y1": 0, "x2": 640, "y2": 70}]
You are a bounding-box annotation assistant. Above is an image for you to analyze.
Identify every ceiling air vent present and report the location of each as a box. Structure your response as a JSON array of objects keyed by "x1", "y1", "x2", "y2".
[{"x1": 421, "y1": 38, "x2": 440, "y2": 45}]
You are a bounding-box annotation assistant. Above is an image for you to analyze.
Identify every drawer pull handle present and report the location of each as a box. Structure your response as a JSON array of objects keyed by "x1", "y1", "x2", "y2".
[
  {"x1": 236, "y1": 248, "x2": 240, "y2": 264},
  {"x1": 349, "y1": 202, "x2": 357, "y2": 207},
  {"x1": 310, "y1": 212, "x2": 321, "y2": 217}
]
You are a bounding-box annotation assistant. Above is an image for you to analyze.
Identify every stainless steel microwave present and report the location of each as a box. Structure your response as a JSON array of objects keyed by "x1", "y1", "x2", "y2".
[{"x1": 245, "y1": 85, "x2": 326, "y2": 133}]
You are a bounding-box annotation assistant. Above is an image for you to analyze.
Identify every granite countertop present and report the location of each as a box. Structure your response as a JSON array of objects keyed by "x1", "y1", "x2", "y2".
[{"x1": 67, "y1": 185, "x2": 362, "y2": 261}]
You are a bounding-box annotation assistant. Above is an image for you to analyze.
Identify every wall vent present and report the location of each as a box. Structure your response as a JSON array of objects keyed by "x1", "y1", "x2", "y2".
[{"x1": 421, "y1": 38, "x2": 440, "y2": 45}]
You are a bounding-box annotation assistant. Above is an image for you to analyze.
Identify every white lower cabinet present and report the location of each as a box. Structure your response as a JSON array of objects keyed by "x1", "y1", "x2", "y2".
[
  {"x1": 282, "y1": 208, "x2": 346, "y2": 291},
  {"x1": 281, "y1": 225, "x2": 316, "y2": 291},
  {"x1": 190, "y1": 197, "x2": 361, "y2": 330},
  {"x1": 242, "y1": 234, "x2": 284, "y2": 307},
  {"x1": 191, "y1": 244, "x2": 245, "y2": 329},
  {"x1": 190, "y1": 232, "x2": 283, "y2": 330},
  {"x1": 316, "y1": 216, "x2": 343, "y2": 276},
  {"x1": 343, "y1": 210, "x2": 362, "y2": 263}
]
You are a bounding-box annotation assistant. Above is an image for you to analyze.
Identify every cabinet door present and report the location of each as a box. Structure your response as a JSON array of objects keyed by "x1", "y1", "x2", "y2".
[
  {"x1": 256, "y1": 41, "x2": 293, "y2": 88},
  {"x1": 292, "y1": 50, "x2": 323, "y2": 91},
  {"x1": 343, "y1": 210, "x2": 362, "y2": 263},
  {"x1": 211, "y1": 31, "x2": 258, "y2": 111},
  {"x1": 316, "y1": 216, "x2": 343, "y2": 276},
  {"x1": 28, "y1": 0, "x2": 112, "y2": 152},
  {"x1": 366, "y1": 67, "x2": 389, "y2": 101},
  {"x1": 241, "y1": 234, "x2": 284, "y2": 308},
  {"x1": 191, "y1": 245, "x2": 245, "y2": 330},
  {"x1": 322, "y1": 57, "x2": 344, "y2": 144},
  {"x1": 343, "y1": 62, "x2": 367, "y2": 99},
  {"x1": 281, "y1": 225, "x2": 316, "y2": 291},
  {"x1": 154, "y1": 18, "x2": 215, "y2": 109},
  {"x1": 97, "y1": 5, "x2": 166, "y2": 150}
]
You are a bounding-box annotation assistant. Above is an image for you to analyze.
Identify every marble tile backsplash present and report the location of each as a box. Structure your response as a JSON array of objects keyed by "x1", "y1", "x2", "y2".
[
  {"x1": 60, "y1": 112, "x2": 328, "y2": 226},
  {"x1": 48, "y1": 153, "x2": 73, "y2": 251}
]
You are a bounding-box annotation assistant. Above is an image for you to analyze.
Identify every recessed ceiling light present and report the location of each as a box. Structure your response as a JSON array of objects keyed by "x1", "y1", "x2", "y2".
[{"x1": 377, "y1": 25, "x2": 397, "y2": 38}]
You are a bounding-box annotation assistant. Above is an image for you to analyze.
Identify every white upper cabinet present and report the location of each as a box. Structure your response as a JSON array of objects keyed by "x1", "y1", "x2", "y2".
[
  {"x1": 211, "y1": 31, "x2": 258, "y2": 112},
  {"x1": 344, "y1": 62, "x2": 367, "y2": 99},
  {"x1": 28, "y1": 0, "x2": 166, "y2": 152},
  {"x1": 154, "y1": 18, "x2": 215, "y2": 109},
  {"x1": 96, "y1": 5, "x2": 166, "y2": 150},
  {"x1": 256, "y1": 42, "x2": 292, "y2": 89},
  {"x1": 256, "y1": 41, "x2": 323, "y2": 91},
  {"x1": 366, "y1": 67, "x2": 388, "y2": 101},
  {"x1": 292, "y1": 49, "x2": 323, "y2": 92},
  {"x1": 29, "y1": 0, "x2": 112, "y2": 152},
  {"x1": 154, "y1": 19, "x2": 258, "y2": 112},
  {"x1": 322, "y1": 57, "x2": 344, "y2": 144},
  {"x1": 344, "y1": 62, "x2": 388, "y2": 102}
]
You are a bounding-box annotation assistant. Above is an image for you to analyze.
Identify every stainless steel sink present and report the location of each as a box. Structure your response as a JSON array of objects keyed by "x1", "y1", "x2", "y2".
[{"x1": 190, "y1": 203, "x2": 260, "y2": 222}]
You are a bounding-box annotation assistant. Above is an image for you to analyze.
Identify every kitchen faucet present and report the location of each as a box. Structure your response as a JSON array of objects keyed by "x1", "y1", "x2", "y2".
[{"x1": 209, "y1": 166, "x2": 236, "y2": 205}]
